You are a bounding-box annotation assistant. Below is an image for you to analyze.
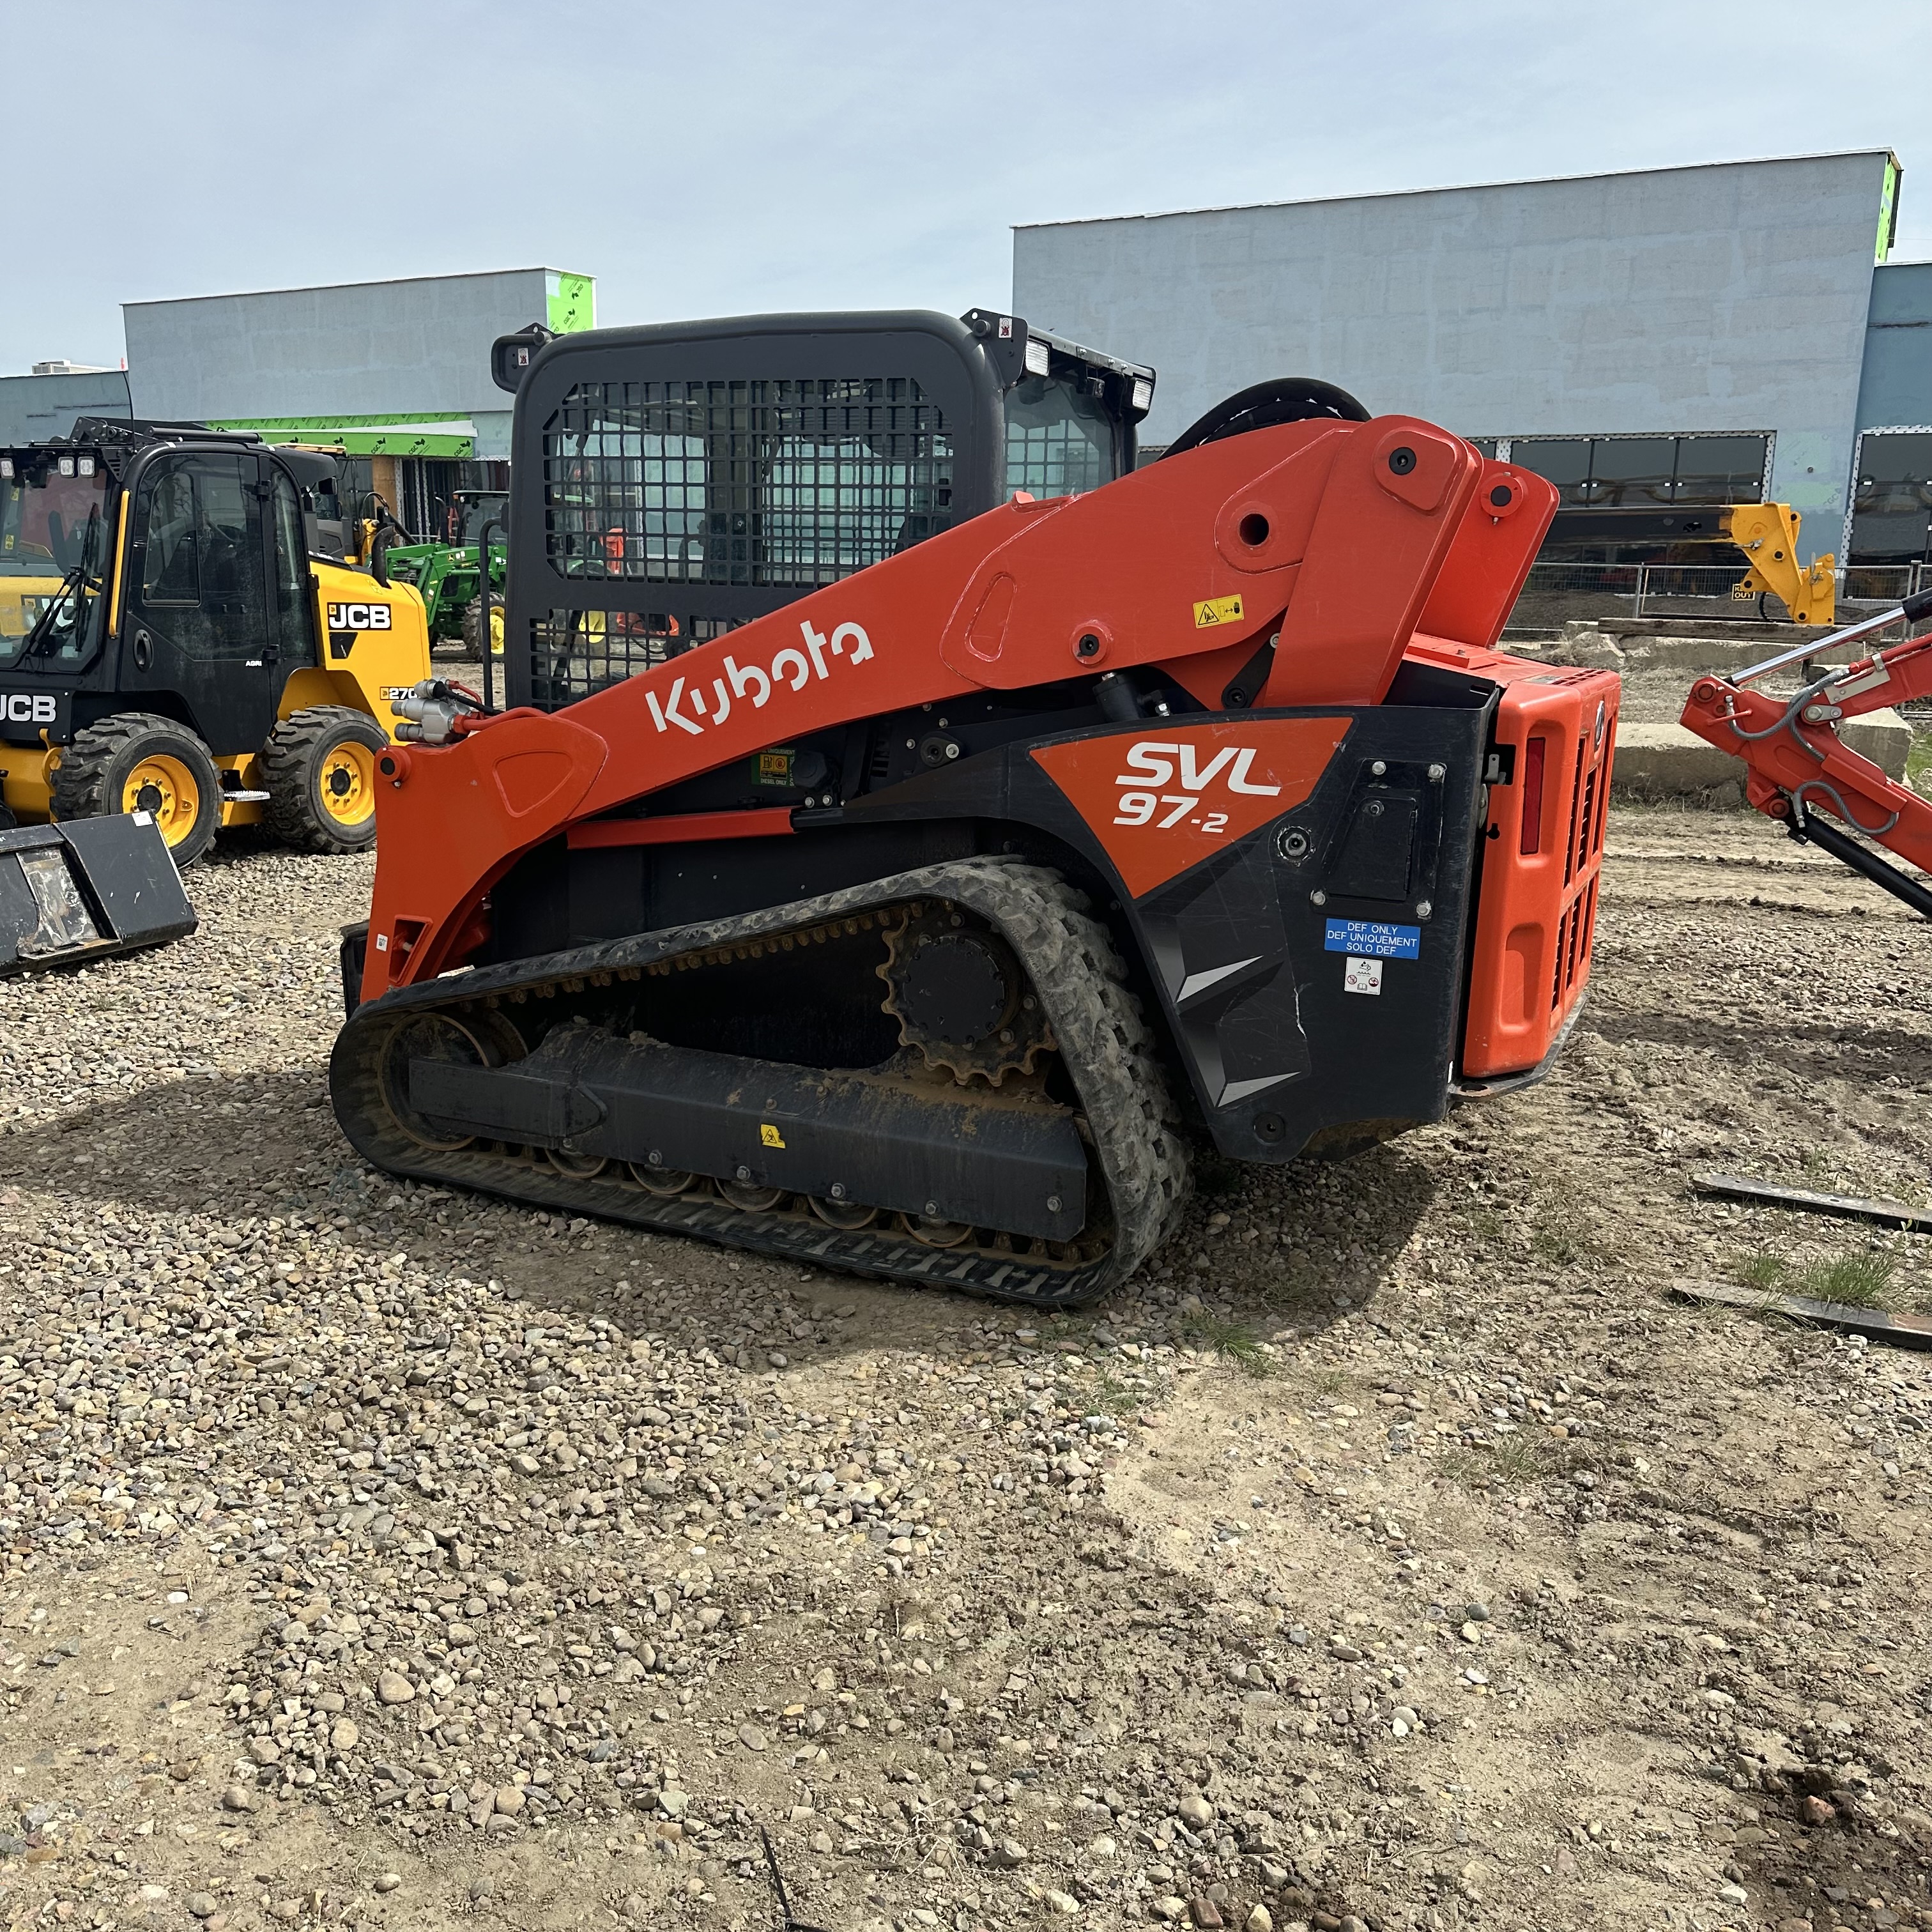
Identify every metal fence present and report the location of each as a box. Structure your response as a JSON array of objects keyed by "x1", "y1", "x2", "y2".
[{"x1": 1508, "y1": 558, "x2": 1932, "y2": 631}]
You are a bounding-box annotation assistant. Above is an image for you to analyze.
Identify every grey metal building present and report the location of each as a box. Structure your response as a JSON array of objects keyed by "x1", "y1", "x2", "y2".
[
  {"x1": 1013, "y1": 152, "x2": 1913, "y2": 567},
  {"x1": 1852, "y1": 259, "x2": 1932, "y2": 565},
  {"x1": 0, "y1": 367, "x2": 132, "y2": 445},
  {"x1": 119, "y1": 268, "x2": 593, "y2": 533}
]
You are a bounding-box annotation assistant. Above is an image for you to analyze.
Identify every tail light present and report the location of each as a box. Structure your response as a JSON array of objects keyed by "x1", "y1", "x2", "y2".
[{"x1": 1519, "y1": 733, "x2": 1546, "y2": 854}]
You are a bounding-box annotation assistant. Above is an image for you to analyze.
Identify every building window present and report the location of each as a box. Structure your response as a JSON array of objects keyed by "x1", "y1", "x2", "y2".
[
  {"x1": 1848, "y1": 431, "x2": 1932, "y2": 564},
  {"x1": 1506, "y1": 433, "x2": 1769, "y2": 506},
  {"x1": 540, "y1": 378, "x2": 953, "y2": 591}
]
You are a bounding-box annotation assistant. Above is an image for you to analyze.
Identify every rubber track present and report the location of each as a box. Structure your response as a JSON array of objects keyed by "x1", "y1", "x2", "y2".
[{"x1": 330, "y1": 858, "x2": 1192, "y2": 1306}]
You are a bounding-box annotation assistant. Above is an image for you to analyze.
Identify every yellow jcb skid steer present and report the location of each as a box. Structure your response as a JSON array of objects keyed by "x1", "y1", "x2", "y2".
[{"x1": 0, "y1": 417, "x2": 434, "y2": 867}]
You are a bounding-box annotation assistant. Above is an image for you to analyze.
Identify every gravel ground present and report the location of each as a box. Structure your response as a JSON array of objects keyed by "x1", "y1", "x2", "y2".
[{"x1": 3, "y1": 804, "x2": 1932, "y2": 1932}]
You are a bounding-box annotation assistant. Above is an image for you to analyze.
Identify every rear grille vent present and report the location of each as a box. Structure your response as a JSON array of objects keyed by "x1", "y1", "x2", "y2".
[
  {"x1": 1562, "y1": 741, "x2": 1585, "y2": 885},
  {"x1": 1576, "y1": 765, "x2": 1598, "y2": 875}
]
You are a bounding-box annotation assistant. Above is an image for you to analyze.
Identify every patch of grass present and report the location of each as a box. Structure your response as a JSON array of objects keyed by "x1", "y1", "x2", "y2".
[
  {"x1": 1434, "y1": 1445, "x2": 1487, "y2": 1489},
  {"x1": 1297, "y1": 1364, "x2": 1356, "y2": 1399},
  {"x1": 1530, "y1": 1219, "x2": 1593, "y2": 1266},
  {"x1": 1436, "y1": 1430, "x2": 1560, "y2": 1492},
  {"x1": 1183, "y1": 1317, "x2": 1278, "y2": 1379},
  {"x1": 1089, "y1": 1372, "x2": 1145, "y2": 1419},
  {"x1": 1796, "y1": 1252, "x2": 1901, "y2": 1309},
  {"x1": 1490, "y1": 1432, "x2": 1561, "y2": 1484},
  {"x1": 1524, "y1": 1193, "x2": 1603, "y2": 1267},
  {"x1": 1738, "y1": 1253, "x2": 1791, "y2": 1290},
  {"x1": 1463, "y1": 1205, "x2": 1510, "y2": 1247},
  {"x1": 1800, "y1": 1144, "x2": 1841, "y2": 1188},
  {"x1": 1733, "y1": 1248, "x2": 1905, "y2": 1311}
]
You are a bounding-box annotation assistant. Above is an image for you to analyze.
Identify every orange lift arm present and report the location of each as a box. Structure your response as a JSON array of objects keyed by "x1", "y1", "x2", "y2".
[{"x1": 1680, "y1": 587, "x2": 1932, "y2": 911}]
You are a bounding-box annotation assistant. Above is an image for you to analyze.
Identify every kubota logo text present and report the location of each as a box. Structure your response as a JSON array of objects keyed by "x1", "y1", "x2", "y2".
[
  {"x1": 646, "y1": 618, "x2": 873, "y2": 737},
  {"x1": 1114, "y1": 739, "x2": 1280, "y2": 832}
]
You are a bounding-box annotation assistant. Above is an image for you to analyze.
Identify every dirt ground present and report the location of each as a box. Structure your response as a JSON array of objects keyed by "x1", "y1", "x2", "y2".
[{"x1": 3, "y1": 802, "x2": 1931, "y2": 1932}]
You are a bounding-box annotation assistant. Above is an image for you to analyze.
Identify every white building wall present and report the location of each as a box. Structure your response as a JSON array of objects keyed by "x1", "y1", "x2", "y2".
[
  {"x1": 1014, "y1": 153, "x2": 1897, "y2": 559},
  {"x1": 121, "y1": 268, "x2": 571, "y2": 427}
]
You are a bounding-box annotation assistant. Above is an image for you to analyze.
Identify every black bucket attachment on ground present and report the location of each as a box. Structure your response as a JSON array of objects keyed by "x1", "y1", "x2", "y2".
[{"x1": 0, "y1": 815, "x2": 196, "y2": 975}]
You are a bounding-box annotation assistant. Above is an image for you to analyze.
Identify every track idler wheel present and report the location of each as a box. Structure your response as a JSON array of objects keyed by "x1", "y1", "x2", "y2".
[
  {"x1": 719, "y1": 1179, "x2": 785, "y2": 1212},
  {"x1": 809, "y1": 1195, "x2": 879, "y2": 1230},
  {"x1": 378, "y1": 1010, "x2": 523, "y2": 1151},
  {"x1": 903, "y1": 1211, "x2": 974, "y2": 1248}
]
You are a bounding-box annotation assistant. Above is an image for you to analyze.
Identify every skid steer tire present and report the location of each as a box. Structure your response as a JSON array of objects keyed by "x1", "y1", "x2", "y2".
[
  {"x1": 263, "y1": 706, "x2": 387, "y2": 854},
  {"x1": 51, "y1": 713, "x2": 220, "y2": 869}
]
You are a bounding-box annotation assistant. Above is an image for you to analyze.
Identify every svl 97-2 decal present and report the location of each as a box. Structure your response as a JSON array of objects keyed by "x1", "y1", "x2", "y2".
[{"x1": 1032, "y1": 718, "x2": 1352, "y2": 898}]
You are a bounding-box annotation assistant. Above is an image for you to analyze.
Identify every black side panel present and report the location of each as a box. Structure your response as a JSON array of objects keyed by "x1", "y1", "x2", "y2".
[
  {"x1": 824, "y1": 705, "x2": 1491, "y2": 1162},
  {"x1": 482, "y1": 705, "x2": 1489, "y2": 1163}
]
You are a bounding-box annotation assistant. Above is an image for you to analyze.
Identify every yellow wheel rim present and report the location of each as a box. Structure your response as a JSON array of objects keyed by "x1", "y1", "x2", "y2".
[
  {"x1": 318, "y1": 740, "x2": 376, "y2": 826},
  {"x1": 121, "y1": 755, "x2": 199, "y2": 847}
]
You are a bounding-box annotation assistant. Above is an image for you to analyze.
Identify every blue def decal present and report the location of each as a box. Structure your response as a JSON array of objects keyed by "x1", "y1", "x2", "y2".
[{"x1": 1323, "y1": 919, "x2": 1421, "y2": 960}]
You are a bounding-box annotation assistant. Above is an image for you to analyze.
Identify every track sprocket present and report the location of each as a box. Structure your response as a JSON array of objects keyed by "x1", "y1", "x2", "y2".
[{"x1": 878, "y1": 900, "x2": 1054, "y2": 1085}]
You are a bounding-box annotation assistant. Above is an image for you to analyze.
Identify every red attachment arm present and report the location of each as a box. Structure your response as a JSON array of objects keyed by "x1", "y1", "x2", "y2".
[
  {"x1": 1680, "y1": 625, "x2": 1932, "y2": 872},
  {"x1": 358, "y1": 416, "x2": 1540, "y2": 1002}
]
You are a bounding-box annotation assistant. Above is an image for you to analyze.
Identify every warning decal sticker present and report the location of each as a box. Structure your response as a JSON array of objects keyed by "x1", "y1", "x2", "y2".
[
  {"x1": 1342, "y1": 956, "x2": 1384, "y2": 996},
  {"x1": 1192, "y1": 594, "x2": 1245, "y2": 629}
]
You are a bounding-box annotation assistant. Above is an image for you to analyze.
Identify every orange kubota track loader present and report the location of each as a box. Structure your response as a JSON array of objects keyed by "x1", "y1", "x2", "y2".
[{"x1": 328, "y1": 313, "x2": 1617, "y2": 1305}]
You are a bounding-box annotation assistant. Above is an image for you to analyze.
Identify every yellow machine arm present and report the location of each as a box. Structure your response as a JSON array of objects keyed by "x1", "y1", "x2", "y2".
[{"x1": 1722, "y1": 503, "x2": 1836, "y2": 627}]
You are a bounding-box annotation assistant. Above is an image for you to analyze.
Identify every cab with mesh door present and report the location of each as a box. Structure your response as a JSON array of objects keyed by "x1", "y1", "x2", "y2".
[{"x1": 493, "y1": 309, "x2": 1155, "y2": 713}]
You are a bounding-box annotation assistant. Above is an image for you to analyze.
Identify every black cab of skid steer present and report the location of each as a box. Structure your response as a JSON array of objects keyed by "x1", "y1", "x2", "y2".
[
  {"x1": 0, "y1": 418, "x2": 328, "y2": 757},
  {"x1": 491, "y1": 309, "x2": 1154, "y2": 713}
]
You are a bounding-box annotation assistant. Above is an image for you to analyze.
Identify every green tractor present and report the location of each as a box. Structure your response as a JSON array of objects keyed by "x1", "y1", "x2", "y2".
[{"x1": 381, "y1": 489, "x2": 507, "y2": 659}]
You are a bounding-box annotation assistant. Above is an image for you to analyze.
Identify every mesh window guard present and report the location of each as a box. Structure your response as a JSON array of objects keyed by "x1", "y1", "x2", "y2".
[
  {"x1": 542, "y1": 378, "x2": 954, "y2": 593},
  {"x1": 530, "y1": 610, "x2": 746, "y2": 709}
]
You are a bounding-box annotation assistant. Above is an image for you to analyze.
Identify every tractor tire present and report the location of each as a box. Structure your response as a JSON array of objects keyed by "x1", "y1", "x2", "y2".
[
  {"x1": 51, "y1": 712, "x2": 220, "y2": 869},
  {"x1": 461, "y1": 595, "x2": 503, "y2": 658},
  {"x1": 262, "y1": 706, "x2": 387, "y2": 854}
]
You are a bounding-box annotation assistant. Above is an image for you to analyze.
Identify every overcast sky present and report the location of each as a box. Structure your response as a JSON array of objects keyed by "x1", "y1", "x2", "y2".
[{"x1": 7, "y1": 0, "x2": 1927, "y2": 376}]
